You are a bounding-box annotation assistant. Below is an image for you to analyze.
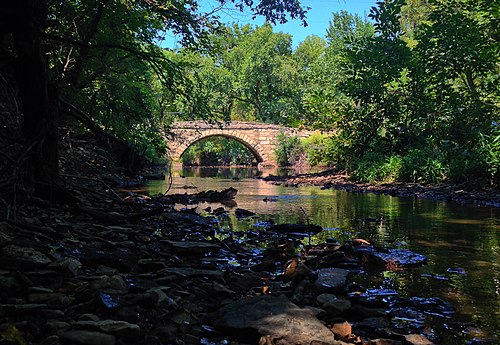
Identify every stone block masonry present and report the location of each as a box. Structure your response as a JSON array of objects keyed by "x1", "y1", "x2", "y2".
[{"x1": 167, "y1": 121, "x2": 318, "y2": 167}]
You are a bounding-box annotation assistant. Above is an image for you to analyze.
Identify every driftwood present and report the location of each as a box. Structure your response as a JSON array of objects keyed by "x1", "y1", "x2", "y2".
[{"x1": 166, "y1": 187, "x2": 238, "y2": 205}]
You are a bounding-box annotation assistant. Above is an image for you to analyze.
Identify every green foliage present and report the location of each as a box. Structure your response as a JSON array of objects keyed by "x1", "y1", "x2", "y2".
[
  {"x1": 447, "y1": 148, "x2": 488, "y2": 184},
  {"x1": 398, "y1": 148, "x2": 446, "y2": 183},
  {"x1": 350, "y1": 152, "x2": 402, "y2": 183},
  {"x1": 480, "y1": 125, "x2": 500, "y2": 185},
  {"x1": 181, "y1": 137, "x2": 255, "y2": 166},
  {"x1": 274, "y1": 132, "x2": 304, "y2": 166},
  {"x1": 301, "y1": 133, "x2": 332, "y2": 166}
]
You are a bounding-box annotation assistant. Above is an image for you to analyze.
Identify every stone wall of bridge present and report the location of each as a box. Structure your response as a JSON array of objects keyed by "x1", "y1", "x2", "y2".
[{"x1": 167, "y1": 121, "x2": 316, "y2": 166}]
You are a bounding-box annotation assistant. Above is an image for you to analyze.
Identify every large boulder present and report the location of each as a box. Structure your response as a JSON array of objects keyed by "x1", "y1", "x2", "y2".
[{"x1": 214, "y1": 294, "x2": 340, "y2": 344}]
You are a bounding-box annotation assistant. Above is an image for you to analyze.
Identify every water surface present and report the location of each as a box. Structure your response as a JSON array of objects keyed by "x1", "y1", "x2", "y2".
[{"x1": 142, "y1": 166, "x2": 500, "y2": 343}]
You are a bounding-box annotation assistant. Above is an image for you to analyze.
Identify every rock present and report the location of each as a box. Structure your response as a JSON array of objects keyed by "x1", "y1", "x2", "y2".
[
  {"x1": 315, "y1": 268, "x2": 350, "y2": 291},
  {"x1": 46, "y1": 321, "x2": 70, "y2": 333},
  {"x1": 370, "y1": 340, "x2": 402, "y2": 345},
  {"x1": 317, "y1": 294, "x2": 351, "y2": 316},
  {"x1": 347, "y1": 305, "x2": 387, "y2": 320},
  {"x1": 270, "y1": 223, "x2": 323, "y2": 235},
  {"x1": 357, "y1": 247, "x2": 427, "y2": 270},
  {"x1": 27, "y1": 292, "x2": 71, "y2": 305},
  {"x1": 74, "y1": 320, "x2": 140, "y2": 338},
  {"x1": 355, "y1": 317, "x2": 390, "y2": 331},
  {"x1": 2, "y1": 245, "x2": 51, "y2": 267},
  {"x1": 235, "y1": 208, "x2": 256, "y2": 218},
  {"x1": 62, "y1": 330, "x2": 116, "y2": 345},
  {"x1": 49, "y1": 257, "x2": 82, "y2": 276},
  {"x1": 162, "y1": 240, "x2": 220, "y2": 254},
  {"x1": 161, "y1": 267, "x2": 224, "y2": 279},
  {"x1": 331, "y1": 321, "x2": 352, "y2": 340},
  {"x1": 214, "y1": 294, "x2": 338, "y2": 344},
  {"x1": 90, "y1": 275, "x2": 128, "y2": 293},
  {"x1": 468, "y1": 338, "x2": 498, "y2": 344},
  {"x1": 41, "y1": 335, "x2": 60, "y2": 345},
  {"x1": 148, "y1": 288, "x2": 177, "y2": 308},
  {"x1": 403, "y1": 334, "x2": 434, "y2": 345},
  {"x1": 0, "y1": 276, "x2": 16, "y2": 289}
]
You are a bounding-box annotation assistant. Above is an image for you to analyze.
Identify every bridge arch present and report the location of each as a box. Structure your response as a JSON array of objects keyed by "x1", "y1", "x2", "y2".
[{"x1": 172, "y1": 130, "x2": 267, "y2": 164}]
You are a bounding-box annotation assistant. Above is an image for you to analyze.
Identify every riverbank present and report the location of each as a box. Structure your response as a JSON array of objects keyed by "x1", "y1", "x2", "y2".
[
  {"x1": 0, "y1": 137, "x2": 496, "y2": 345},
  {"x1": 262, "y1": 170, "x2": 500, "y2": 208}
]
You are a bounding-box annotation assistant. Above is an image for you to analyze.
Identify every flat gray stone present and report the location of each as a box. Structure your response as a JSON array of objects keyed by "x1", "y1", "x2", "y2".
[
  {"x1": 74, "y1": 320, "x2": 140, "y2": 337},
  {"x1": 317, "y1": 294, "x2": 351, "y2": 316},
  {"x1": 315, "y1": 268, "x2": 350, "y2": 290},
  {"x1": 62, "y1": 330, "x2": 116, "y2": 345},
  {"x1": 214, "y1": 294, "x2": 339, "y2": 344},
  {"x1": 161, "y1": 267, "x2": 224, "y2": 279},
  {"x1": 2, "y1": 245, "x2": 51, "y2": 266},
  {"x1": 163, "y1": 240, "x2": 219, "y2": 252}
]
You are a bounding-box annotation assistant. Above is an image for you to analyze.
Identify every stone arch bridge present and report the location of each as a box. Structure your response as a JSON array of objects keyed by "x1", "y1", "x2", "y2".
[{"x1": 167, "y1": 121, "x2": 317, "y2": 166}]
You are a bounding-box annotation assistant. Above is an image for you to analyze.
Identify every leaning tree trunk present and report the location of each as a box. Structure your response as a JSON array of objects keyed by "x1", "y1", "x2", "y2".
[{"x1": 3, "y1": 0, "x2": 59, "y2": 193}]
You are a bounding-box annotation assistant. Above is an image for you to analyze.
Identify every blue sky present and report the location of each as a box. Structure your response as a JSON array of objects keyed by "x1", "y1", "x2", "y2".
[{"x1": 163, "y1": 0, "x2": 377, "y2": 49}]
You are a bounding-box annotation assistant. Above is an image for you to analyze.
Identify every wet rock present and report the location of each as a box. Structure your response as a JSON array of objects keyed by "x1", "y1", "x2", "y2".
[
  {"x1": 98, "y1": 292, "x2": 120, "y2": 309},
  {"x1": 346, "y1": 305, "x2": 387, "y2": 320},
  {"x1": 235, "y1": 208, "x2": 256, "y2": 218},
  {"x1": 317, "y1": 294, "x2": 351, "y2": 316},
  {"x1": 357, "y1": 247, "x2": 427, "y2": 270},
  {"x1": 314, "y1": 268, "x2": 350, "y2": 292},
  {"x1": 74, "y1": 320, "x2": 140, "y2": 338},
  {"x1": 62, "y1": 330, "x2": 116, "y2": 345},
  {"x1": 392, "y1": 297, "x2": 454, "y2": 317},
  {"x1": 403, "y1": 334, "x2": 434, "y2": 345},
  {"x1": 162, "y1": 240, "x2": 220, "y2": 254},
  {"x1": 354, "y1": 317, "x2": 390, "y2": 331},
  {"x1": 2, "y1": 245, "x2": 51, "y2": 267},
  {"x1": 214, "y1": 294, "x2": 337, "y2": 344},
  {"x1": 467, "y1": 338, "x2": 498, "y2": 344},
  {"x1": 270, "y1": 223, "x2": 323, "y2": 235}
]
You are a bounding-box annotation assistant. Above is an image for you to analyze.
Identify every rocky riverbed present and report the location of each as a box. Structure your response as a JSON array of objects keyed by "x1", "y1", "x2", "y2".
[
  {"x1": 0, "y1": 137, "x2": 495, "y2": 345},
  {"x1": 262, "y1": 171, "x2": 500, "y2": 208}
]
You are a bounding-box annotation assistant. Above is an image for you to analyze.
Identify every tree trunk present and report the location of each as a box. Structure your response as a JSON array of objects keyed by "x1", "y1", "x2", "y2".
[{"x1": 3, "y1": 0, "x2": 59, "y2": 191}]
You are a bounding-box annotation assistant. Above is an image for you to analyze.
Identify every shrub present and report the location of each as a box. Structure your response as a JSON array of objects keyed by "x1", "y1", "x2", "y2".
[
  {"x1": 447, "y1": 149, "x2": 488, "y2": 184},
  {"x1": 301, "y1": 133, "x2": 331, "y2": 166},
  {"x1": 399, "y1": 148, "x2": 446, "y2": 183},
  {"x1": 350, "y1": 151, "x2": 402, "y2": 183},
  {"x1": 480, "y1": 125, "x2": 500, "y2": 185},
  {"x1": 274, "y1": 132, "x2": 304, "y2": 166}
]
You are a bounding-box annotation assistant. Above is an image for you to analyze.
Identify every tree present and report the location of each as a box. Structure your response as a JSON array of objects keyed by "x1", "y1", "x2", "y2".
[
  {"x1": 223, "y1": 23, "x2": 301, "y2": 125},
  {"x1": 0, "y1": 0, "x2": 309, "y2": 197}
]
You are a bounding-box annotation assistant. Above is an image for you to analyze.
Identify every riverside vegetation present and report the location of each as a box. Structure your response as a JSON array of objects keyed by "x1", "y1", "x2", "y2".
[{"x1": 0, "y1": 0, "x2": 498, "y2": 344}]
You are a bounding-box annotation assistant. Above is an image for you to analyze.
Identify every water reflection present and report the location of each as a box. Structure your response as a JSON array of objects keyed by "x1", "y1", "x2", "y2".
[{"x1": 140, "y1": 166, "x2": 500, "y2": 343}]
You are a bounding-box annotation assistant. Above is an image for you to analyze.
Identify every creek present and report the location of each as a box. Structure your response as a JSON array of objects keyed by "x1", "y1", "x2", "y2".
[{"x1": 139, "y1": 166, "x2": 499, "y2": 344}]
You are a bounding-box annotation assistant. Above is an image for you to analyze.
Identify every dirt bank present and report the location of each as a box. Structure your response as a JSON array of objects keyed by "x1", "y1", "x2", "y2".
[{"x1": 263, "y1": 170, "x2": 500, "y2": 208}]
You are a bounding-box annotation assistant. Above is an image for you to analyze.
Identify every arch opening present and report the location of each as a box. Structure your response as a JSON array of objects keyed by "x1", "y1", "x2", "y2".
[{"x1": 177, "y1": 134, "x2": 264, "y2": 166}]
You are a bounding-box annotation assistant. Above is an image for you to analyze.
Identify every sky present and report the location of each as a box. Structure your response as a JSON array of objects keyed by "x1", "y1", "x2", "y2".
[{"x1": 163, "y1": 0, "x2": 378, "y2": 49}]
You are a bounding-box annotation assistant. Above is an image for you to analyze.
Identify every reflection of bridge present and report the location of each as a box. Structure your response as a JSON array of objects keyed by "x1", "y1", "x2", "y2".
[{"x1": 167, "y1": 121, "x2": 316, "y2": 166}]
